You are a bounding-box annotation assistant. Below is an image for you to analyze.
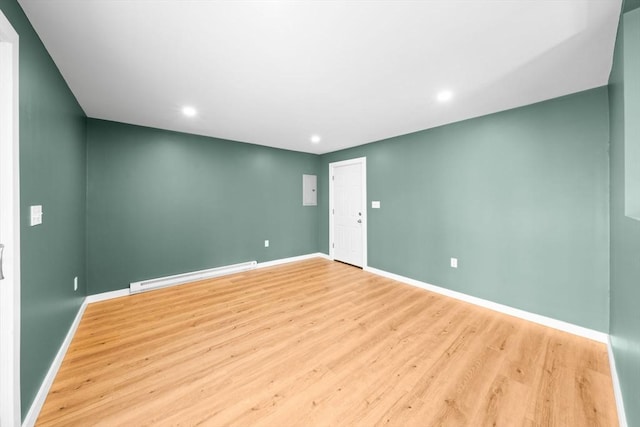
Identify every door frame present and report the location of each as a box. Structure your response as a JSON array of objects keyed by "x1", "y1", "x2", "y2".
[
  {"x1": 0, "y1": 10, "x2": 21, "y2": 426},
  {"x1": 329, "y1": 157, "x2": 367, "y2": 268}
]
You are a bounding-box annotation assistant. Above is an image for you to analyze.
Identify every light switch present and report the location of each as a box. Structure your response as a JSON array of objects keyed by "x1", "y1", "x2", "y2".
[
  {"x1": 372, "y1": 201, "x2": 381, "y2": 209},
  {"x1": 30, "y1": 205, "x2": 43, "y2": 226}
]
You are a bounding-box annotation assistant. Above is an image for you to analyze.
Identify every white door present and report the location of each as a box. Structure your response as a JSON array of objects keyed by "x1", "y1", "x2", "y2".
[
  {"x1": 330, "y1": 158, "x2": 366, "y2": 267},
  {"x1": 0, "y1": 11, "x2": 21, "y2": 427}
]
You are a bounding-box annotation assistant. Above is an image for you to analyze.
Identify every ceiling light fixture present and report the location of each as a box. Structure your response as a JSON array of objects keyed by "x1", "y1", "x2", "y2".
[
  {"x1": 310, "y1": 134, "x2": 322, "y2": 144},
  {"x1": 436, "y1": 90, "x2": 453, "y2": 102},
  {"x1": 182, "y1": 106, "x2": 197, "y2": 117}
]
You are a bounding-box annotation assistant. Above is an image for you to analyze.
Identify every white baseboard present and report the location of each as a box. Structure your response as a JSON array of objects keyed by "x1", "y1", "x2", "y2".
[
  {"x1": 608, "y1": 337, "x2": 628, "y2": 427},
  {"x1": 364, "y1": 266, "x2": 608, "y2": 343},
  {"x1": 256, "y1": 252, "x2": 331, "y2": 269},
  {"x1": 85, "y1": 288, "x2": 130, "y2": 304},
  {"x1": 22, "y1": 299, "x2": 88, "y2": 427}
]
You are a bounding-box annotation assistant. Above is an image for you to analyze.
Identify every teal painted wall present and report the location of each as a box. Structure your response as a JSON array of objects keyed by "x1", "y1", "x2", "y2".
[
  {"x1": 86, "y1": 119, "x2": 319, "y2": 294},
  {"x1": 319, "y1": 88, "x2": 610, "y2": 332},
  {"x1": 0, "y1": 0, "x2": 87, "y2": 418},
  {"x1": 624, "y1": 6, "x2": 640, "y2": 220},
  {"x1": 625, "y1": 0, "x2": 640, "y2": 13},
  {"x1": 609, "y1": 6, "x2": 640, "y2": 425}
]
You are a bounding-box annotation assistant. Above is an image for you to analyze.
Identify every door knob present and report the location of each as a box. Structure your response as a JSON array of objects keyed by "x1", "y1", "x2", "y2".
[{"x1": 357, "y1": 219, "x2": 362, "y2": 223}]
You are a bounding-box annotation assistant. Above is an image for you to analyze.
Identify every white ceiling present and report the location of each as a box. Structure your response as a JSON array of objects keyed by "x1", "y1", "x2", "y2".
[{"x1": 18, "y1": 0, "x2": 621, "y2": 154}]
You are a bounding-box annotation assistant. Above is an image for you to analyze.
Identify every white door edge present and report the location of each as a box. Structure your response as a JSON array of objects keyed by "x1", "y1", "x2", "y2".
[
  {"x1": 0, "y1": 10, "x2": 21, "y2": 427},
  {"x1": 329, "y1": 157, "x2": 367, "y2": 268}
]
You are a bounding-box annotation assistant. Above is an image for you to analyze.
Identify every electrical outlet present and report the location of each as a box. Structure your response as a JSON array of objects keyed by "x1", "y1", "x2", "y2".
[
  {"x1": 74, "y1": 276, "x2": 78, "y2": 291},
  {"x1": 264, "y1": 240, "x2": 269, "y2": 248},
  {"x1": 450, "y1": 258, "x2": 458, "y2": 268}
]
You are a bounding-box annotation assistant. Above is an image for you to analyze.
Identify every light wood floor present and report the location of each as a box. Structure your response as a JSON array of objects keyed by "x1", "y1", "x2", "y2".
[{"x1": 37, "y1": 258, "x2": 618, "y2": 426}]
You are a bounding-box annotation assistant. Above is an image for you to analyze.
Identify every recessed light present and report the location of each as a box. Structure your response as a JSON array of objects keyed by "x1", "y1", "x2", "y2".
[
  {"x1": 182, "y1": 106, "x2": 197, "y2": 117},
  {"x1": 437, "y1": 90, "x2": 453, "y2": 102},
  {"x1": 310, "y1": 134, "x2": 322, "y2": 144}
]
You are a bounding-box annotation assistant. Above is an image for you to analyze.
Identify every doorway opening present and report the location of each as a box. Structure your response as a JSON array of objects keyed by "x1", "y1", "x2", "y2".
[{"x1": 0, "y1": 10, "x2": 21, "y2": 426}]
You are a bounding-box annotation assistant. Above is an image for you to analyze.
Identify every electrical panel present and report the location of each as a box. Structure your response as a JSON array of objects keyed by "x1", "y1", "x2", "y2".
[{"x1": 303, "y1": 174, "x2": 317, "y2": 206}]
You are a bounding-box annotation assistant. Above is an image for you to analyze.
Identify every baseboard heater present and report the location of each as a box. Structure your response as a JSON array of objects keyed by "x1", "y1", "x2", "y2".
[{"x1": 130, "y1": 260, "x2": 257, "y2": 294}]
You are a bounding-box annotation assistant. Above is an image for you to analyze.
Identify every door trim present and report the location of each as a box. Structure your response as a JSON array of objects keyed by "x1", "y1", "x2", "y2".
[
  {"x1": 329, "y1": 157, "x2": 367, "y2": 268},
  {"x1": 0, "y1": 10, "x2": 21, "y2": 426}
]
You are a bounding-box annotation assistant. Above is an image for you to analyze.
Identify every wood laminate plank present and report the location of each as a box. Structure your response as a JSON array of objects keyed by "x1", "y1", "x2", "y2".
[{"x1": 36, "y1": 258, "x2": 618, "y2": 426}]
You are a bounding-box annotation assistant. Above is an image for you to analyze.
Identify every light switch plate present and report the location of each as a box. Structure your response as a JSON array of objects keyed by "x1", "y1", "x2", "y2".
[
  {"x1": 450, "y1": 258, "x2": 458, "y2": 268},
  {"x1": 372, "y1": 201, "x2": 381, "y2": 209},
  {"x1": 30, "y1": 205, "x2": 43, "y2": 226}
]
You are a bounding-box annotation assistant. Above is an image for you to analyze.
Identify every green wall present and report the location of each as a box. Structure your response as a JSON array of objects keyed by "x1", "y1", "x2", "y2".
[
  {"x1": 319, "y1": 87, "x2": 610, "y2": 332},
  {"x1": 624, "y1": 6, "x2": 640, "y2": 220},
  {"x1": 0, "y1": 0, "x2": 87, "y2": 419},
  {"x1": 609, "y1": 5, "x2": 640, "y2": 425},
  {"x1": 626, "y1": 0, "x2": 640, "y2": 13},
  {"x1": 86, "y1": 119, "x2": 319, "y2": 294}
]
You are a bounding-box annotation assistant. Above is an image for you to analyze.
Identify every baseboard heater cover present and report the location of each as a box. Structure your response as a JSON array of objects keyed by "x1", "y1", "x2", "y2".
[{"x1": 130, "y1": 260, "x2": 257, "y2": 294}]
